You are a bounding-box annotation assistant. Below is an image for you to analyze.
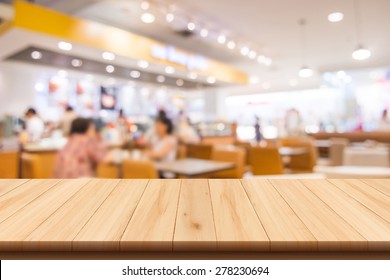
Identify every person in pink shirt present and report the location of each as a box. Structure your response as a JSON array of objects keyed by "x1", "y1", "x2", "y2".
[{"x1": 54, "y1": 118, "x2": 108, "y2": 178}]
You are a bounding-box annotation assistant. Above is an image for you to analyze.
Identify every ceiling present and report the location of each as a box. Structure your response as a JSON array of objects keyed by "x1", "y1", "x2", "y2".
[{"x1": 3, "y1": 0, "x2": 390, "y2": 92}]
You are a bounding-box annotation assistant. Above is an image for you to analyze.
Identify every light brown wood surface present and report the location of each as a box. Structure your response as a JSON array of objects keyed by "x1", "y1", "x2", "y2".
[{"x1": 0, "y1": 179, "x2": 389, "y2": 253}]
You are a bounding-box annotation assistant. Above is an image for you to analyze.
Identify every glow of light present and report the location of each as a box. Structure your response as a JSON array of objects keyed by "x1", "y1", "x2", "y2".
[
  {"x1": 188, "y1": 72, "x2": 198, "y2": 79},
  {"x1": 130, "y1": 70, "x2": 141, "y2": 78},
  {"x1": 58, "y1": 41, "x2": 72, "y2": 51},
  {"x1": 141, "y1": 12, "x2": 155, "y2": 23},
  {"x1": 176, "y1": 79, "x2": 184, "y2": 87},
  {"x1": 248, "y1": 50, "x2": 257, "y2": 59},
  {"x1": 352, "y1": 47, "x2": 371, "y2": 60},
  {"x1": 157, "y1": 75, "x2": 166, "y2": 83},
  {"x1": 207, "y1": 76, "x2": 216, "y2": 84},
  {"x1": 165, "y1": 66, "x2": 175, "y2": 74},
  {"x1": 328, "y1": 12, "x2": 344, "y2": 23},
  {"x1": 166, "y1": 13, "x2": 175, "y2": 22},
  {"x1": 227, "y1": 41, "x2": 236, "y2": 50},
  {"x1": 337, "y1": 70, "x2": 346, "y2": 79},
  {"x1": 298, "y1": 66, "x2": 314, "y2": 78},
  {"x1": 137, "y1": 60, "x2": 149, "y2": 69},
  {"x1": 71, "y1": 59, "x2": 83, "y2": 67},
  {"x1": 31, "y1": 51, "x2": 42, "y2": 60},
  {"x1": 140, "y1": 1, "x2": 150, "y2": 10},
  {"x1": 105, "y1": 65, "x2": 115, "y2": 73},
  {"x1": 200, "y1": 28, "x2": 208, "y2": 38},
  {"x1": 240, "y1": 46, "x2": 250, "y2": 56},
  {"x1": 35, "y1": 82, "x2": 45, "y2": 92},
  {"x1": 102, "y1": 51, "x2": 115, "y2": 61},
  {"x1": 249, "y1": 76, "x2": 260, "y2": 84},
  {"x1": 217, "y1": 34, "x2": 226, "y2": 44},
  {"x1": 187, "y1": 22, "x2": 196, "y2": 31}
]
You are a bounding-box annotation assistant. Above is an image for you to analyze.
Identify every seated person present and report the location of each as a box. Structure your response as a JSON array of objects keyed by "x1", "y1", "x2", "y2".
[
  {"x1": 146, "y1": 116, "x2": 177, "y2": 178},
  {"x1": 54, "y1": 118, "x2": 109, "y2": 178}
]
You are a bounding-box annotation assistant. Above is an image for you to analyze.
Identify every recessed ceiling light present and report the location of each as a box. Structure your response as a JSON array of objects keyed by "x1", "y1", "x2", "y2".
[
  {"x1": 217, "y1": 34, "x2": 226, "y2": 44},
  {"x1": 35, "y1": 82, "x2": 45, "y2": 92},
  {"x1": 227, "y1": 41, "x2": 236, "y2": 50},
  {"x1": 298, "y1": 66, "x2": 314, "y2": 78},
  {"x1": 188, "y1": 72, "x2": 198, "y2": 79},
  {"x1": 200, "y1": 28, "x2": 208, "y2": 38},
  {"x1": 176, "y1": 79, "x2": 184, "y2": 87},
  {"x1": 352, "y1": 46, "x2": 371, "y2": 60},
  {"x1": 240, "y1": 46, "x2": 250, "y2": 56},
  {"x1": 58, "y1": 41, "x2": 72, "y2": 51},
  {"x1": 130, "y1": 70, "x2": 141, "y2": 78},
  {"x1": 137, "y1": 60, "x2": 149, "y2": 69},
  {"x1": 157, "y1": 75, "x2": 166, "y2": 83},
  {"x1": 328, "y1": 12, "x2": 344, "y2": 23},
  {"x1": 166, "y1": 13, "x2": 175, "y2": 23},
  {"x1": 248, "y1": 50, "x2": 257, "y2": 59},
  {"x1": 106, "y1": 65, "x2": 115, "y2": 73},
  {"x1": 31, "y1": 51, "x2": 42, "y2": 60},
  {"x1": 140, "y1": 1, "x2": 150, "y2": 10},
  {"x1": 264, "y1": 57, "x2": 273, "y2": 66},
  {"x1": 207, "y1": 76, "x2": 217, "y2": 84},
  {"x1": 71, "y1": 59, "x2": 83, "y2": 67},
  {"x1": 165, "y1": 66, "x2": 175, "y2": 74},
  {"x1": 187, "y1": 22, "x2": 196, "y2": 31},
  {"x1": 141, "y1": 12, "x2": 155, "y2": 23},
  {"x1": 102, "y1": 51, "x2": 115, "y2": 61}
]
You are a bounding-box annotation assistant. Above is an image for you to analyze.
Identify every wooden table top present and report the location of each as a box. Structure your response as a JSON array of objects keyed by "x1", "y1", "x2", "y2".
[
  {"x1": 0, "y1": 178, "x2": 389, "y2": 253},
  {"x1": 154, "y1": 158, "x2": 236, "y2": 177}
]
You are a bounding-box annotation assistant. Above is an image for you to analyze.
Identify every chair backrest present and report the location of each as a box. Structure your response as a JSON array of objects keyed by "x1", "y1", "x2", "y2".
[
  {"x1": 248, "y1": 147, "x2": 284, "y2": 175},
  {"x1": 122, "y1": 159, "x2": 158, "y2": 179},
  {"x1": 329, "y1": 138, "x2": 349, "y2": 166},
  {"x1": 176, "y1": 144, "x2": 187, "y2": 159},
  {"x1": 97, "y1": 163, "x2": 119, "y2": 178},
  {"x1": 21, "y1": 152, "x2": 56, "y2": 178},
  {"x1": 279, "y1": 137, "x2": 317, "y2": 172},
  {"x1": 211, "y1": 147, "x2": 245, "y2": 178},
  {"x1": 0, "y1": 151, "x2": 19, "y2": 178},
  {"x1": 185, "y1": 143, "x2": 213, "y2": 160}
]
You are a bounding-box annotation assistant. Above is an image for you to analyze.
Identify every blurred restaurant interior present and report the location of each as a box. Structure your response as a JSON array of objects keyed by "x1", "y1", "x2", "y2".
[{"x1": 1, "y1": 0, "x2": 390, "y2": 180}]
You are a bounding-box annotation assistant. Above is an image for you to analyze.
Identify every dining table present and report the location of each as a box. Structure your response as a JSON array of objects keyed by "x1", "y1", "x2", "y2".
[
  {"x1": 343, "y1": 146, "x2": 390, "y2": 167},
  {"x1": 0, "y1": 178, "x2": 389, "y2": 260}
]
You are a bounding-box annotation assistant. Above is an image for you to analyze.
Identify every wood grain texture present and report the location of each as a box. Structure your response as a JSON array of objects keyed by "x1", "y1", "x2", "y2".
[
  {"x1": 269, "y1": 180, "x2": 367, "y2": 251},
  {"x1": 174, "y1": 179, "x2": 217, "y2": 251},
  {"x1": 361, "y1": 179, "x2": 390, "y2": 197},
  {"x1": 208, "y1": 179, "x2": 269, "y2": 251},
  {"x1": 329, "y1": 179, "x2": 390, "y2": 223},
  {"x1": 0, "y1": 179, "x2": 91, "y2": 251},
  {"x1": 301, "y1": 179, "x2": 390, "y2": 251},
  {"x1": 73, "y1": 179, "x2": 148, "y2": 251},
  {"x1": 24, "y1": 179, "x2": 120, "y2": 251},
  {"x1": 0, "y1": 179, "x2": 29, "y2": 197},
  {"x1": 242, "y1": 179, "x2": 317, "y2": 251},
  {"x1": 120, "y1": 179, "x2": 181, "y2": 251},
  {"x1": 0, "y1": 179, "x2": 61, "y2": 224}
]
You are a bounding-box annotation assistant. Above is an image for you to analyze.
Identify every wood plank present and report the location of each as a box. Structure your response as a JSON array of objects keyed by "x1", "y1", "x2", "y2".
[
  {"x1": 242, "y1": 179, "x2": 317, "y2": 251},
  {"x1": 329, "y1": 179, "x2": 390, "y2": 224},
  {"x1": 0, "y1": 179, "x2": 91, "y2": 251},
  {"x1": 208, "y1": 179, "x2": 269, "y2": 251},
  {"x1": 301, "y1": 179, "x2": 390, "y2": 251},
  {"x1": 173, "y1": 179, "x2": 217, "y2": 251},
  {"x1": 73, "y1": 179, "x2": 149, "y2": 251},
  {"x1": 361, "y1": 179, "x2": 390, "y2": 197},
  {"x1": 269, "y1": 180, "x2": 366, "y2": 251},
  {"x1": 0, "y1": 179, "x2": 61, "y2": 224},
  {"x1": 0, "y1": 179, "x2": 29, "y2": 197},
  {"x1": 24, "y1": 179, "x2": 120, "y2": 251},
  {"x1": 120, "y1": 179, "x2": 181, "y2": 251}
]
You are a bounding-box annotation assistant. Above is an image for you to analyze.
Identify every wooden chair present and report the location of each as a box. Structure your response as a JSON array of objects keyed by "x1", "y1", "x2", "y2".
[
  {"x1": 329, "y1": 138, "x2": 349, "y2": 166},
  {"x1": 122, "y1": 159, "x2": 158, "y2": 179},
  {"x1": 279, "y1": 137, "x2": 318, "y2": 173},
  {"x1": 248, "y1": 147, "x2": 284, "y2": 175},
  {"x1": 97, "y1": 162, "x2": 119, "y2": 178},
  {"x1": 211, "y1": 147, "x2": 246, "y2": 178},
  {"x1": 0, "y1": 151, "x2": 19, "y2": 178},
  {"x1": 176, "y1": 144, "x2": 187, "y2": 159},
  {"x1": 185, "y1": 143, "x2": 213, "y2": 160},
  {"x1": 21, "y1": 152, "x2": 57, "y2": 178}
]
